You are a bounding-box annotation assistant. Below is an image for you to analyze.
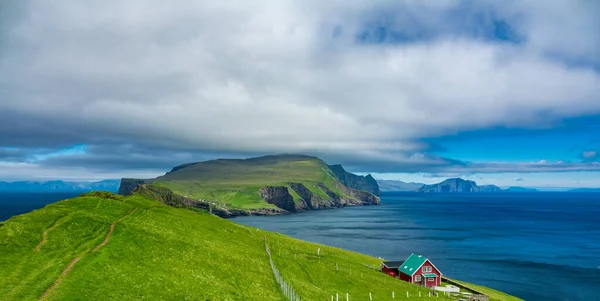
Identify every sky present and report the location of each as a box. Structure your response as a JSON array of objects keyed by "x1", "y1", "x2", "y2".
[{"x1": 1, "y1": 0, "x2": 599, "y2": 188}]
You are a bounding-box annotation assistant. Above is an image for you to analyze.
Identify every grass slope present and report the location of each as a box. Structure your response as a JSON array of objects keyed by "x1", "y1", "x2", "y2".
[
  {"x1": 445, "y1": 279, "x2": 523, "y2": 301},
  {"x1": 153, "y1": 155, "x2": 353, "y2": 209},
  {"x1": 0, "y1": 193, "x2": 521, "y2": 300}
]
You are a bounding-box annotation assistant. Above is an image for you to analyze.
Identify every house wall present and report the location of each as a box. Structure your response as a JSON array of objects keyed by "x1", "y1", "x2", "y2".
[
  {"x1": 412, "y1": 260, "x2": 441, "y2": 287},
  {"x1": 399, "y1": 272, "x2": 411, "y2": 282},
  {"x1": 382, "y1": 266, "x2": 398, "y2": 277}
]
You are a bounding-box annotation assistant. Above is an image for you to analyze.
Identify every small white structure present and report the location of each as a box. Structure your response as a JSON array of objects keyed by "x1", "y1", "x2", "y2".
[{"x1": 434, "y1": 285, "x2": 460, "y2": 293}]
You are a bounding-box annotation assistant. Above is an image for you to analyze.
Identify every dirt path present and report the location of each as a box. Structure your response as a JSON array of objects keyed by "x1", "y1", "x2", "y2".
[
  {"x1": 39, "y1": 209, "x2": 136, "y2": 300},
  {"x1": 39, "y1": 257, "x2": 82, "y2": 300},
  {"x1": 93, "y1": 208, "x2": 136, "y2": 253},
  {"x1": 34, "y1": 215, "x2": 71, "y2": 252}
]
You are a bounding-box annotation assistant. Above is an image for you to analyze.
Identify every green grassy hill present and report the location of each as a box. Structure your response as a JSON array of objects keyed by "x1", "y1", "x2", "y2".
[
  {"x1": 0, "y1": 192, "x2": 520, "y2": 301},
  {"x1": 120, "y1": 154, "x2": 380, "y2": 212}
]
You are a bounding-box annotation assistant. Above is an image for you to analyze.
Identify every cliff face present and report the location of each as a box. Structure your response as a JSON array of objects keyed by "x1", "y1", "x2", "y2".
[
  {"x1": 258, "y1": 186, "x2": 297, "y2": 212},
  {"x1": 262, "y1": 182, "x2": 380, "y2": 212},
  {"x1": 328, "y1": 164, "x2": 381, "y2": 196},
  {"x1": 118, "y1": 178, "x2": 154, "y2": 195},
  {"x1": 133, "y1": 183, "x2": 378, "y2": 218},
  {"x1": 418, "y1": 178, "x2": 502, "y2": 193},
  {"x1": 133, "y1": 185, "x2": 285, "y2": 218}
]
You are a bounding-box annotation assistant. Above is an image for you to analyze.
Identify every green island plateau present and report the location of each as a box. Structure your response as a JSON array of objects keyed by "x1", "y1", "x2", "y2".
[
  {"x1": 0, "y1": 155, "x2": 521, "y2": 300},
  {"x1": 119, "y1": 154, "x2": 381, "y2": 216}
]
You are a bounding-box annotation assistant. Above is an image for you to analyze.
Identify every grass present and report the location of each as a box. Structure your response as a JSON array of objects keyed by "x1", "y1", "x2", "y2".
[
  {"x1": 444, "y1": 279, "x2": 523, "y2": 301},
  {"x1": 0, "y1": 192, "x2": 522, "y2": 300},
  {"x1": 153, "y1": 155, "x2": 358, "y2": 209}
]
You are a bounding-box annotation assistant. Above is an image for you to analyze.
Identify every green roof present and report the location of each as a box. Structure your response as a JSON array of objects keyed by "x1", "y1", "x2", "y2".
[
  {"x1": 399, "y1": 254, "x2": 427, "y2": 276},
  {"x1": 422, "y1": 273, "x2": 438, "y2": 278}
]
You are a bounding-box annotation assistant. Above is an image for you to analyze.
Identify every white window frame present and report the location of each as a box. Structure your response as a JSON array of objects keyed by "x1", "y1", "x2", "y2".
[
  {"x1": 414, "y1": 275, "x2": 422, "y2": 282},
  {"x1": 422, "y1": 266, "x2": 432, "y2": 273}
]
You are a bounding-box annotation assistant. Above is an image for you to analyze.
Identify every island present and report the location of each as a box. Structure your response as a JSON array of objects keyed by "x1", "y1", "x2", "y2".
[
  {"x1": 417, "y1": 178, "x2": 502, "y2": 193},
  {"x1": 118, "y1": 154, "x2": 380, "y2": 217}
]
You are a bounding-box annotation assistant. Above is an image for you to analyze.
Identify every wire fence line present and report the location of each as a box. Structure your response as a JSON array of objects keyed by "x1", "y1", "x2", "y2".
[{"x1": 264, "y1": 236, "x2": 302, "y2": 301}]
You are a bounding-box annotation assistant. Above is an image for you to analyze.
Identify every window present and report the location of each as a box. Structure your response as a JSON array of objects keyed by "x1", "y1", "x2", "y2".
[
  {"x1": 428, "y1": 278, "x2": 434, "y2": 282},
  {"x1": 422, "y1": 266, "x2": 432, "y2": 273},
  {"x1": 414, "y1": 275, "x2": 422, "y2": 282}
]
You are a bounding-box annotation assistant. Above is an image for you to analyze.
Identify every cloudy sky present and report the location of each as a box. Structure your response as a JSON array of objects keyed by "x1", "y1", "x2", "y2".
[{"x1": 1, "y1": 0, "x2": 599, "y2": 188}]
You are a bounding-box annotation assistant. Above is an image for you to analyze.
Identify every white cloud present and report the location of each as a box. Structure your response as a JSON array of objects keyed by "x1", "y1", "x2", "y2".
[
  {"x1": 0, "y1": 161, "x2": 162, "y2": 181},
  {"x1": 0, "y1": 0, "x2": 599, "y2": 179}
]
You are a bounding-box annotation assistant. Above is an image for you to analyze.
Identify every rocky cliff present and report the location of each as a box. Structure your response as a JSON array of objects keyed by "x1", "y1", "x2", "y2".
[
  {"x1": 418, "y1": 178, "x2": 502, "y2": 193},
  {"x1": 328, "y1": 164, "x2": 381, "y2": 196},
  {"x1": 258, "y1": 186, "x2": 297, "y2": 212},
  {"x1": 118, "y1": 178, "x2": 154, "y2": 195},
  {"x1": 133, "y1": 183, "x2": 378, "y2": 218},
  {"x1": 133, "y1": 185, "x2": 285, "y2": 218}
]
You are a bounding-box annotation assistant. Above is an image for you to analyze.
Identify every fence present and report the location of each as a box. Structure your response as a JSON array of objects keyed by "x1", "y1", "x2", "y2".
[
  {"x1": 264, "y1": 236, "x2": 302, "y2": 301},
  {"x1": 264, "y1": 235, "x2": 459, "y2": 300},
  {"x1": 441, "y1": 277, "x2": 487, "y2": 296}
]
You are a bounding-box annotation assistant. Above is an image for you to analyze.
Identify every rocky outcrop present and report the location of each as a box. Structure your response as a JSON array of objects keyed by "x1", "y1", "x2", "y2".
[
  {"x1": 288, "y1": 183, "x2": 314, "y2": 209},
  {"x1": 118, "y1": 179, "x2": 153, "y2": 195},
  {"x1": 133, "y1": 182, "x2": 379, "y2": 218},
  {"x1": 418, "y1": 178, "x2": 502, "y2": 193},
  {"x1": 133, "y1": 185, "x2": 286, "y2": 218},
  {"x1": 328, "y1": 165, "x2": 381, "y2": 196},
  {"x1": 258, "y1": 186, "x2": 297, "y2": 212},
  {"x1": 342, "y1": 186, "x2": 380, "y2": 205},
  {"x1": 288, "y1": 182, "x2": 380, "y2": 210}
]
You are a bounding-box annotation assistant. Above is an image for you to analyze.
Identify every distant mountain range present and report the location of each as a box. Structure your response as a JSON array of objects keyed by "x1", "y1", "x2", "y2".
[
  {"x1": 504, "y1": 186, "x2": 539, "y2": 192},
  {"x1": 378, "y1": 178, "x2": 542, "y2": 193},
  {"x1": 377, "y1": 180, "x2": 425, "y2": 191},
  {"x1": 0, "y1": 180, "x2": 121, "y2": 193}
]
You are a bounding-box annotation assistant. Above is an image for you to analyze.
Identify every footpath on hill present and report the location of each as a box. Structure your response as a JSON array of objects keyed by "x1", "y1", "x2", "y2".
[{"x1": 0, "y1": 192, "x2": 521, "y2": 301}]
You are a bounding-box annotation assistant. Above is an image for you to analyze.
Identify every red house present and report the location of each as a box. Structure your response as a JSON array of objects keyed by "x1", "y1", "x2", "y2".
[{"x1": 381, "y1": 254, "x2": 442, "y2": 287}]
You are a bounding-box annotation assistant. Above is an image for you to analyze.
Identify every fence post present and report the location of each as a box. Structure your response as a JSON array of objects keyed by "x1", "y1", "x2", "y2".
[
  {"x1": 346, "y1": 292, "x2": 348, "y2": 301},
  {"x1": 336, "y1": 293, "x2": 338, "y2": 301},
  {"x1": 369, "y1": 292, "x2": 372, "y2": 300},
  {"x1": 392, "y1": 291, "x2": 394, "y2": 298},
  {"x1": 406, "y1": 291, "x2": 409, "y2": 298}
]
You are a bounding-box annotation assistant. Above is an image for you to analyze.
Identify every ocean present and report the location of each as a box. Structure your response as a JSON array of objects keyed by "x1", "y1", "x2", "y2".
[
  {"x1": 0, "y1": 192, "x2": 83, "y2": 222},
  {"x1": 235, "y1": 192, "x2": 600, "y2": 301},
  {"x1": 1, "y1": 191, "x2": 599, "y2": 300}
]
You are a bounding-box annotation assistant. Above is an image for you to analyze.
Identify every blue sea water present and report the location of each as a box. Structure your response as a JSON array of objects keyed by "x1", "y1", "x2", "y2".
[
  {"x1": 0, "y1": 192, "x2": 83, "y2": 221},
  {"x1": 235, "y1": 192, "x2": 600, "y2": 301}
]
